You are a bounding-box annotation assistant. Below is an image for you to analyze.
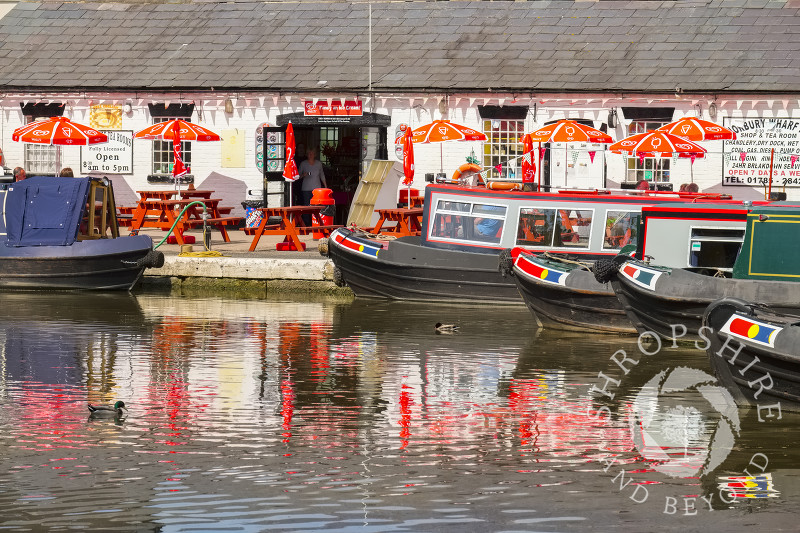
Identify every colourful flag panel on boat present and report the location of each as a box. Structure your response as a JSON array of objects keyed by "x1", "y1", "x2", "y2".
[
  {"x1": 719, "y1": 314, "x2": 782, "y2": 348},
  {"x1": 333, "y1": 230, "x2": 381, "y2": 258},
  {"x1": 515, "y1": 255, "x2": 568, "y2": 286},
  {"x1": 619, "y1": 262, "x2": 664, "y2": 291}
]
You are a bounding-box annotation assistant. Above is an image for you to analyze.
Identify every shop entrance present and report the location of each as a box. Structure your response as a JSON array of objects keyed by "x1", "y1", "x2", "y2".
[{"x1": 275, "y1": 112, "x2": 390, "y2": 224}]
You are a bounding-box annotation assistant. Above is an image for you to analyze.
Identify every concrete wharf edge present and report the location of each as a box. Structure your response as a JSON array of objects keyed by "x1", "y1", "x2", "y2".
[{"x1": 137, "y1": 229, "x2": 354, "y2": 298}]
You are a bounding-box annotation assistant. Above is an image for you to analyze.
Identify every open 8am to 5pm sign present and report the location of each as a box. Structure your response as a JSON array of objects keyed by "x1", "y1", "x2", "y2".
[
  {"x1": 80, "y1": 130, "x2": 133, "y2": 174},
  {"x1": 723, "y1": 118, "x2": 800, "y2": 187}
]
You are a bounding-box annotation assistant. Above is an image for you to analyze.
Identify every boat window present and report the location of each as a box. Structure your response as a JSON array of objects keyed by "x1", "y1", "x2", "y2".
[
  {"x1": 516, "y1": 208, "x2": 557, "y2": 247},
  {"x1": 558, "y1": 209, "x2": 593, "y2": 248},
  {"x1": 436, "y1": 200, "x2": 470, "y2": 212},
  {"x1": 429, "y1": 201, "x2": 506, "y2": 244},
  {"x1": 603, "y1": 210, "x2": 638, "y2": 250},
  {"x1": 689, "y1": 227, "x2": 745, "y2": 270}
]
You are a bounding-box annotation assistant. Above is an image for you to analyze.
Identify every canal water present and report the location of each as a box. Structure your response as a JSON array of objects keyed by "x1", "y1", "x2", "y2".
[{"x1": 0, "y1": 292, "x2": 798, "y2": 532}]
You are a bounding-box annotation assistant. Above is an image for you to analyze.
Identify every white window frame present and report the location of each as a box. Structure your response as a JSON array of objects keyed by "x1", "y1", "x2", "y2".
[
  {"x1": 23, "y1": 116, "x2": 60, "y2": 175},
  {"x1": 482, "y1": 119, "x2": 524, "y2": 181},
  {"x1": 151, "y1": 116, "x2": 192, "y2": 175}
]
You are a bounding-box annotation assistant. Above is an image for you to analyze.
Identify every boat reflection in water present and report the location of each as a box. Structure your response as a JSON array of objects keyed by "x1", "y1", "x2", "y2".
[{"x1": 0, "y1": 295, "x2": 797, "y2": 530}]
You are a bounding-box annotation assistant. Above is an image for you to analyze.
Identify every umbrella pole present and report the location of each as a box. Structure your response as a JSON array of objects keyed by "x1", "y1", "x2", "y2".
[{"x1": 537, "y1": 142, "x2": 542, "y2": 192}]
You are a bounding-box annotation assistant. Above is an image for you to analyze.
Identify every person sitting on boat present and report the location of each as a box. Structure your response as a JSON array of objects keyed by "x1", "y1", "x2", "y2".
[
  {"x1": 474, "y1": 205, "x2": 505, "y2": 240},
  {"x1": 635, "y1": 179, "x2": 650, "y2": 191},
  {"x1": 13, "y1": 167, "x2": 25, "y2": 181},
  {"x1": 59, "y1": 167, "x2": 74, "y2": 177}
]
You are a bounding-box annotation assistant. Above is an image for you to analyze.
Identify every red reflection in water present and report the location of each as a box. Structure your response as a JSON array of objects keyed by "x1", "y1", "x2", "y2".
[{"x1": 398, "y1": 383, "x2": 414, "y2": 450}]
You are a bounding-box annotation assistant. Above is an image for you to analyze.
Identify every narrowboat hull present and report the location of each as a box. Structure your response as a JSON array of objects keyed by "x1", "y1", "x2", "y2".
[
  {"x1": 328, "y1": 228, "x2": 522, "y2": 303},
  {"x1": 0, "y1": 235, "x2": 161, "y2": 291},
  {"x1": 612, "y1": 259, "x2": 800, "y2": 340},
  {"x1": 704, "y1": 298, "x2": 800, "y2": 410},
  {"x1": 513, "y1": 252, "x2": 636, "y2": 334}
]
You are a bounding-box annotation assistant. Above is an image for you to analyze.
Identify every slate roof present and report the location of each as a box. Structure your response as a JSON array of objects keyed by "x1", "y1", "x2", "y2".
[{"x1": 0, "y1": 0, "x2": 798, "y2": 94}]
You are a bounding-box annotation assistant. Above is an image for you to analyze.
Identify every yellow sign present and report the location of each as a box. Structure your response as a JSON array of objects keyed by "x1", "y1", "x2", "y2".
[
  {"x1": 90, "y1": 104, "x2": 122, "y2": 130},
  {"x1": 221, "y1": 129, "x2": 245, "y2": 168}
]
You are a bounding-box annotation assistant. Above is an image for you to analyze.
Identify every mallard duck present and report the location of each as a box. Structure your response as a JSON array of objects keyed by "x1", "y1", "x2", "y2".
[
  {"x1": 435, "y1": 322, "x2": 459, "y2": 332},
  {"x1": 88, "y1": 401, "x2": 127, "y2": 417}
]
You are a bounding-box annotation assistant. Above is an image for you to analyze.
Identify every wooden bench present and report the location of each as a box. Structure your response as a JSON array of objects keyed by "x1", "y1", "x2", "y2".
[
  {"x1": 296, "y1": 225, "x2": 342, "y2": 235},
  {"x1": 243, "y1": 224, "x2": 280, "y2": 235},
  {"x1": 183, "y1": 216, "x2": 244, "y2": 228}
]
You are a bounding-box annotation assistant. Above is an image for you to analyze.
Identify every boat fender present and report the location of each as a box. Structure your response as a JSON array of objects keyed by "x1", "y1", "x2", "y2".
[
  {"x1": 318, "y1": 238, "x2": 329, "y2": 257},
  {"x1": 135, "y1": 249, "x2": 165, "y2": 269},
  {"x1": 333, "y1": 265, "x2": 346, "y2": 287},
  {"x1": 498, "y1": 248, "x2": 515, "y2": 278},
  {"x1": 592, "y1": 254, "x2": 628, "y2": 284}
]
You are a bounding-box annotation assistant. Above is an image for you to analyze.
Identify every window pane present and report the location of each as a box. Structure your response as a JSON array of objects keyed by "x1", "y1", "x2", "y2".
[
  {"x1": 517, "y1": 208, "x2": 556, "y2": 246},
  {"x1": 603, "y1": 210, "x2": 638, "y2": 250},
  {"x1": 559, "y1": 209, "x2": 592, "y2": 248}
]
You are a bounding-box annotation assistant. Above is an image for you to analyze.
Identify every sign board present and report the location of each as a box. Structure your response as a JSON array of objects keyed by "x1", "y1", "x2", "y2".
[
  {"x1": 303, "y1": 100, "x2": 363, "y2": 117},
  {"x1": 723, "y1": 118, "x2": 800, "y2": 187},
  {"x1": 89, "y1": 104, "x2": 122, "y2": 130},
  {"x1": 80, "y1": 130, "x2": 133, "y2": 174},
  {"x1": 221, "y1": 128, "x2": 245, "y2": 168}
]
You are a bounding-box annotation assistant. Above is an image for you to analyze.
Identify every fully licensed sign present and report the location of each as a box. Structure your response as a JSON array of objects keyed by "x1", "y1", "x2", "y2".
[
  {"x1": 80, "y1": 130, "x2": 133, "y2": 174},
  {"x1": 723, "y1": 118, "x2": 800, "y2": 187}
]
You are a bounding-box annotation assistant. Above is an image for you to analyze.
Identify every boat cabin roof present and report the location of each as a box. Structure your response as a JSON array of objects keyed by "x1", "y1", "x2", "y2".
[
  {"x1": 419, "y1": 184, "x2": 741, "y2": 256},
  {"x1": 1, "y1": 177, "x2": 91, "y2": 246}
]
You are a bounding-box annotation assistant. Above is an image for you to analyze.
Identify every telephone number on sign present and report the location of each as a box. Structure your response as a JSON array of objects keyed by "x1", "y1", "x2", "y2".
[{"x1": 724, "y1": 177, "x2": 800, "y2": 187}]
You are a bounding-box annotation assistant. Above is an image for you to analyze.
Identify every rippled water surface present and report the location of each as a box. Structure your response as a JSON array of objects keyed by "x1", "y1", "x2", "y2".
[{"x1": 0, "y1": 292, "x2": 798, "y2": 532}]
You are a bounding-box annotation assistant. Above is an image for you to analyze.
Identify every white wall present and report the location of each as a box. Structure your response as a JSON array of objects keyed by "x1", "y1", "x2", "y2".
[{"x1": 2, "y1": 92, "x2": 798, "y2": 204}]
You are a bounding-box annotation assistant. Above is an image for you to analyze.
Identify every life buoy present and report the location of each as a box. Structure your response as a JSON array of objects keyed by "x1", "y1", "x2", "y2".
[
  {"x1": 451, "y1": 163, "x2": 482, "y2": 182},
  {"x1": 485, "y1": 181, "x2": 522, "y2": 191}
]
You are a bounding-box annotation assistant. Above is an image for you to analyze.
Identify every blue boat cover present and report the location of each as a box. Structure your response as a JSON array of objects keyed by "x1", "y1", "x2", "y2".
[{"x1": 4, "y1": 176, "x2": 90, "y2": 246}]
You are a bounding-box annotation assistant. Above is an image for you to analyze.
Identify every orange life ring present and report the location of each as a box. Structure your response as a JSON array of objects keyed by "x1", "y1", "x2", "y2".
[
  {"x1": 485, "y1": 181, "x2": 522, "y2": 191},
  {"x1": 451, "y1": 163, "x2": 482, "y2": 182}
]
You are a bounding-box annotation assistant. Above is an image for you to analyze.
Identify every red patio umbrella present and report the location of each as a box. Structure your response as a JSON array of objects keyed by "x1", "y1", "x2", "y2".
[
  {"x1": 170, "y1": 121, "x2": 187, "y2": 180},
  {"x1": 134, "y1": 119, "x2": 220, "y2": 142},
  {"x1": 402, "y1": 127, "x2": 415, "y2": 206},
  {"x1": 13, "y1": 116, "x2": 108, "y2": 145},
  {"x1": 526, "y1": 119, "x2": 613, "y2": 144},
  {"x1": 410, "y1": 119, "x2": 487, "y2": 173},
  {"x1": 520, "y1": 133, "x2": 536, "y2": 189},
  {"x1": 134, "y1": 119, "x2": 221, "y2": 191},
  {"x1": 609, "y1": 130, "x2": 707, "y2": 157},
  {"x1": 282, "y1": 122, "x2": 299, "y2": 183},
  {"x1": 282, "y1": 122, "x2": 299, "y2": 207},
  {"x1": 610, "y1": 130, "x2": 707, "y2": 184},
  {"x1": 657, "y1": 117, "x2": 737, "y2": 141}
]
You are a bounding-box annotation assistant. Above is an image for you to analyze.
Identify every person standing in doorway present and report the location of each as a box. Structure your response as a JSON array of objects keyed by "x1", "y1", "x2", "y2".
[{"x1": 299, "y1": 149, "x2": 327, "y2": 225}]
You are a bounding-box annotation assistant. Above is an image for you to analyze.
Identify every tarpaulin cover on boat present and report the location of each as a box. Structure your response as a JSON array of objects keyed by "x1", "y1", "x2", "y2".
[{"x1": 4, "y1": 176, "x2": 90, "y2": 246}]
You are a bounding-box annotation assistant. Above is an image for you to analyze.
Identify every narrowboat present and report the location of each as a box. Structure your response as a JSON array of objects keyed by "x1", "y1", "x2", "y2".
[
  {"x1": 0, "y1": 176, "x2": 163, "y2": 290},
  {"x1": 511, "y1": 200, "x2": 760, "y2": 333},
  {"x1": 608, "y1": 203, "x2": 800, "y2": 340},
  {"x1": 326, "y1": 182, "x2": 729, "y2": 304},
  {"x1": 703, "y1": 297, "x2": 800, "y2": 410}
]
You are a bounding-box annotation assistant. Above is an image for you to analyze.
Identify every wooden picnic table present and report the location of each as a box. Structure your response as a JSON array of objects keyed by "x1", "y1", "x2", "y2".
[
  {"x1": 129, "y1": 194, "x2": 241, "y2": 245},
  {"x1": 247, "y1": 205, "x2": 342, "y2": 252},
  {"x1": 371, "y1": 207, "x2": 424, "y2": 236},
  {"x1": 137, "y1": 190, "x2": 178, "y2": 201}
]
